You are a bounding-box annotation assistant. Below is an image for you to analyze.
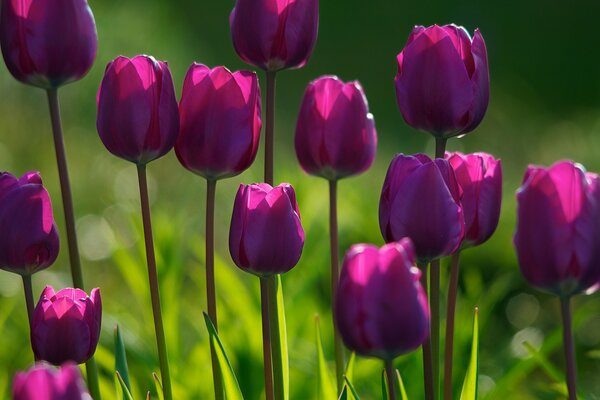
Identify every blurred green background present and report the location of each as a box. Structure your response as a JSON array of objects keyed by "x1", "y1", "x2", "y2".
[{"x1": 1, "y1": 0, "x2": 600, "y2": 399}]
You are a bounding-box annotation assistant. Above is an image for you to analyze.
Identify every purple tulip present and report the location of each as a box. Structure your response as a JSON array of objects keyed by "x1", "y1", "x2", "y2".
[
  {"x1": 514, "y1": 161, "x2": 600, "y2": 296},
  {"x1": 230, "y1": 0, "x2": 319, "y2": 71},
  {"x1": 395, "y1": 24, "x2": 489, "y2": 138},
  {"x1": 96, "y1": 55, "x2": 179, "y2": 164},
  {"x1": 0, "y1": 0, "x2": 97, "y2": 89},
  {"x1": 335, "y1": 238, "x2": 429, "y2": 360},
  {"x1": 12, "y1": 362, "x2": 90, "y2": 400},
  {"x1": 447, "y1": 152, "x2": 502, "y2": 248},
  {"x1": 32, "y1": 286, "x2": 102, "y2": 365},
  {"x1": 229, "y1": 183, "x2": 304, "y2": 276},
  {"x1": 0, "y1": 172, "x2": 59, "y2": 276},
  {"x1": 294, "y1": 76, "x2": 377, "y2": 180},
  {"x1": 175, "y1": 64, "x2": 262, "y2": 180},
  {"x1": 379, "y1": 154, "x2": 464, "y2": 263}
]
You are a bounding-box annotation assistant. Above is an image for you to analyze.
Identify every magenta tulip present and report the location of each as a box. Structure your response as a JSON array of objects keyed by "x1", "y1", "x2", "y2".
[
  {"x1": 379, "y1": 154, "x2": 464, "y2": 263},
  {"x1": 335, "y1": 238, "x2": 429, "y2": 359},
  {"x1": 12, "y1": 362, "x2": 89, "y2": 400},
  {"x1": 230, "y1": 0, "x2": 319, "y2": 71},
  {"x1": 395, "y1": 24, "x2": 489, "y2": 138},
  {"x1": 0, "y1": 0, "x2": 97, "y2": 89},
  {"x1": 295, "y1": 76, "x2": 377, "y2": 180},
  {"x1": 515, "y1": 161, "x2": 600, "y2": 296},
  {"x1": 32, "y1": 286, "x2": 102, "y2": 365},
  {"x1": 447, "y1": 152, "x2": 502, "y2": 248},
  {"x1": 229, "y1": 183, "x2": 304, "y2": 276},
  {"x1": 96, "y1": 55, "x2": 179, "y2": 164},
  {"x1": 175, "y1": 64, "x2": 262, "y2": 180},
  {"x1": 0, "y1": 172, "x2": 59, "y2": 276}
]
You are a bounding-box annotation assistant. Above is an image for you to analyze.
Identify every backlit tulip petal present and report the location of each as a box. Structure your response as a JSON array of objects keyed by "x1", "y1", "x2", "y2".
[{"x1": 12, "y1": 362, "x2": 90, "y2": 400}]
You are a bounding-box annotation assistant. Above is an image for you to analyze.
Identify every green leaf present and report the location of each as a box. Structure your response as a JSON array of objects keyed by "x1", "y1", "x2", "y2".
[
  {"x1": 381, "y1": 369, "x2": 388, "y2": 400},
  {"x1": 460, "y1": 307, "x2": 479, "y2": 400},
  {"x1": 523, "y1": 341, "x2": 563, "y2": 384},
  {"x1": 344, "y1": 376, "x2": 361, "y2": 400},
  {"x1": 315, "y1": 316, "x2": 336, "y2": 400},
  {"x1": 153, "y1": 373, "x2": 164, "y2": 400},
  {"x1": 114, "y1": 324, "x2": 131, "y2": 399},
  {"x1": 203, "y1": 312, "x2": 244, "y2": 400},
  {"x1": 395, "y1": 370, "x2": 408, "y2": 400},
  {"x1": 276, "y1": 274, "x2": 290, "y2": 400},
  {"x1": 116, "y1": 372, "x2": 134, "y2": 400},
  {"x1": 345, "y1": 353, "x2": 357, "y2": 400},
  {"x1": 338, "y1": 385, "x2": 348, "y2": 400}
]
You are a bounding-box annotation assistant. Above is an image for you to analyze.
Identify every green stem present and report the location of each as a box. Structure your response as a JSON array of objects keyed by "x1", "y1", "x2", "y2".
[
  {"x1": 385, "y1": 360, "x2": 397, "y2": 400},
  {"x1": 267, "y1": 275, "x2": 285, "y2": 400},
  {"x1": 443, "y1": 252, "x2": 461, "y2": 400},
  {"x1": 260, "y1": 278, "x2": 275, "y2": 400},
  {"x1": 85, "y1": 358, "x2": 101, "y2": 399},
  {"x1": 430, "y1": 259, "x2": 441, "y2": 400},
  {"x1": 264, "y1": 71, "x2": 276, "y2": 186},
  {"x1": 560, "y1": 296, "x2": 577, "y2": 400},
  {"x1": 435, "y1": 138, "x2": 447, "y2": 159},
  {"x1": 420, "y1": 262, "x2": 434, "y2": 400},
  {"x1": 136, "y1": 164, "x2": 172, "y2": 400},
  {"x1": 22, "y1": 275, "x2": 35, "y2": 328},
  {"x1": 329, "y1": 179, "x2": 344, "y2": 392}
]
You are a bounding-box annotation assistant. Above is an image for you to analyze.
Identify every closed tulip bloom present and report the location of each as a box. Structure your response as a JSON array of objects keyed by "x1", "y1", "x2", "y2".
[
  {"x1": 32, "y1": 286, "x2": 102, "y2": 365},
  {"x1": 0, "y1": 172, "x2": 59, "y2": 276},
  {"x1": 395, "y1": 24, "x2": 489, "y2": 138},
  {"x1": 379, "y1": 154, "x2": 464, "y2": 263},
  {"x1": 447, "y1": 152, "x2": 502, "y2": 248},
  {"x1": 514, "y1": 161, "x2": 600, "y2": 296},
  {"x1": 335, "y1": 239, "x2": 429, "y2": 359},
  {"x1": 295, "y1": 76, "x2": 377, "y2": 180},
  {"x1": 97, "y1": 55, "x2": 179, "y2": 164},
  {"x1": 176, "y1": 64, "x2": 262, "y2": 180},
  {"x1": 12, "y1": 362, "x2": 90, "y2": 400},
  {"x1": 230, "y1": 0, "x2": 319, "y2": 71},
  {"x1": 229, "y1": 183, "x2": 304, "y2": 276},
  {"x1": 0, "y1": 0, "x2": 97, "y2": 89}
]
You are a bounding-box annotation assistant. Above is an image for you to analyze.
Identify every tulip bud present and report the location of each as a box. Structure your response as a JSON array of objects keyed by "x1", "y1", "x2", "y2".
[
  {"x1": 0, "y1": 0, "x2": 97, "y2": 89},
  {"x1": 96, "y1": 55, "x2": 179, "y2": 165},
  {"x1": 32, "y1": 286, "x2": 102, "y2": 365},
  {"x1": 230, "y1": 0, "x2": 319, "y2": 71},
  {"x1": 514, "y1": 161, "x2": 600, "y2": 296},
  {"x1": 379, "y1": 154, "x2": 464, "y2": 263},
  {"x1": 447, "y1": 152, "x2": 502, "y2": 248},
  {"x1": 335, "y1": 238, "x2": 429, "y2": 360},
  {"x1": 175, "y1": 64, "x2": 262, "y2": 180},
  {"x1": 295, "y1": 76, "x2": 377, "y2": 180},
  {"x1": 12, "y1": 362, "x2": 90, "y2": 400},
  {"x1": 0, "y1": 172, "x2": 59, "y2": 276},
  {"x1": 229, "y1": 183, "x2": 304, "y2": 276},
  {"x1": 395, "y1": 24, "x2": 489, "y2": 138}
]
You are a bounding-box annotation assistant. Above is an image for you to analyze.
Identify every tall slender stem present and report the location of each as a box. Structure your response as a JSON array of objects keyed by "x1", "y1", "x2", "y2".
[
  {"x1": 136, "y1": 164, "x2": 172, "y2": 400},
  {"x1": 419, "y1": 262, "x2": 434, "y2": 400},
  {"x1": 430, "y1": 259, "x2": 441, "y2": 400},
  {"x1": 260, "y1": 278, "x2": 275, "y2": 400},
  {"x1": 443, "y1": 252, "x2": 460, "y2": 400},
  {"x1": 560, "y1": 296, "x2": 577, "y2": 400},
  {"x1": 385, "y1": 360, "x2": 397, "y2": 400},
  {"x1": 435, "y1": 138, "x2": 447, "y2": 159},
  {"x1": 205, "y1": 179, "x2": 223, "y2": 400},
  {"x1": 267, "y1": 276, "x2": 285, "y2": 400},
  {"x1": 85, "y1": 359, "x2": 101, "y2": 400},
  {"x1": 264, "y1": 71, "x2": 276, "y2": 186},
  {"x1": 22, "y1": 275, "x2": 35, "y2": 328}
]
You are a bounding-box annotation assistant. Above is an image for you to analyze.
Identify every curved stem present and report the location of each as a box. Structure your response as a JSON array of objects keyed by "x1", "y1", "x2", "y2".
[
  {"x1": 267, "y1": 276, "x2": 285, "y2": 400},
  {"x1": 443, "y1": 253, "x2": 460, "y2": 400},
  {"x1": 136, "y1": 164, "x2": 172, "y2": 400},
  {"x1": 385, "y1": 360, "x2": 397, "y2": 400},
  {"x1": 560, "y1": 296, "x2": 577, "y2": 400},
  {"x1": 260, "y1": 278, "x2": 275, "y2": 400},
  {"x1": 329, "y1": 180, "x2": 344, "y2": 392},
  {"x1": 430, "y1": 259, "x2": 441, "y2": 400},
  {"x1": 419, "y1": 263, "x2": 434, "y2": 400}
]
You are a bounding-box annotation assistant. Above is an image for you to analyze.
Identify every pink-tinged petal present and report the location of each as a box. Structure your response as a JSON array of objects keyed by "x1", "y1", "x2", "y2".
[
  {"x1": 441, "y1": 24, "x2": 475, "y2": 76},
  {"x1": 462, "y1": 29, "x2": 490, "y2": 133}
]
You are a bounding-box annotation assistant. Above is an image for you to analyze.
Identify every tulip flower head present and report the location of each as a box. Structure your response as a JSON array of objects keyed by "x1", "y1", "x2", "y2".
[
  {"x1": 32, "y1": 286, "x2": 102, "y2": 365},
  {"x1": 230, "y1": 0, "x2": 319, "y2": 71},
  {"x1": 96, "y1": 55, "x2": 179, "y2": 165},
  {"x1": 176, "y1": 64, "x2": 262, "y2": 180},
  {"x1": 12, "y1": 362, "x2": 90, "y2": 400},
  {"x1": 395, "y1": 24, "x2": 489, "y2": 138},
  {"x1": 229, "y1": 183, "x2": 305, "y2": 276},
  {"x1": 447, "y1": 152, "x2": 502, "y2": 248},
  {"x1": 335, "y1": 239, "x2": 429, "y2": 360},
  {"x1": 514, "y1": 161, "x2": 600, "y2": 297},
  {"x1": 295, "y1": 76, "x2": 377, "y2": 180},
  {"x1": 0, "y1": 172, "x2": 59, "y2": 276},
  {"x1": 379, "y1": 154, "x2": 464, "y2": 263},
  {"x1": 0, "y1": 0, "x2": 97, "y2": 89}
]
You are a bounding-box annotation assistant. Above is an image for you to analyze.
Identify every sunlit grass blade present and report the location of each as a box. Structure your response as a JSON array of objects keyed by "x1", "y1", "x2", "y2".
[
  {"x1": 523, "y1": 341, "x2": 578, "y2": 397},
  {"x1": 460, "y1": 307, "x2": 479, "y2": 400},
  {"x1": 344, "y1": 376, "x2": 361, "y2": 400},
  {"x1": 395, "y1": 370, "x2": 408, "y2": 400},
  {"x1": 381, "y1": 369, "x2": 388, "y2": 400},
  {"x1": 203, "y1": 312, "x2": 244, "y2": 400},
  {"x1": 116, "y1": 372, "x2": 134, "y2": 400},
  {"x1": 146, "y1": 392, "x2": 151, "y2": 400},
  {"x1": 114, "y1": 324, "x2": 131, "y2": 398},
  {"x1": 338, "y1": 384, "x2": 348, "y2": 400},
  {"x1": 153, "y1": 373, "x2": 164, "y2": 400},
  {"x1": 315, "y1": 316, "x2": 336, "y2": 399},
  {"x1": 276, "y1": 274, "x2": 290, "y2": 400},
  {"x1": 345, "y1": 353, "x2": 356, "y2": 400}
]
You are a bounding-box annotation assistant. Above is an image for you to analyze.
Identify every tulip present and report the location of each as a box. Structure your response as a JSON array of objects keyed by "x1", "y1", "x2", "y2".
[
  {"x1": 229, "y1": 183, "x2": 304, "y2": 276},
  {"x1": 0, "y1": 0, "x2": 97, "y2": 89},
  {"x1": 295, "y1": 76, "x2": 377, "y2": 180},
  {"x1": 96, "y1": 55, "x2": 179, "y2": 165},
  {"x1": 176, "y1": 64, "x2": 262, "y2": 180},
  {"x1": 395, "y1": 24, "x2": 489, "y2": 138},
  {"x1": 447, "y1": 152, "x2": 502, "y2": 248},
  {"x1": 335, "y1": 238, "x2": 429, "y2": 360},
  {"x1": 230, "y1": 0, "x2": 319, "y2": 71},
  {"x1": 12, "y1": 362, "x2": 90, "y2": 400},
  {"x1": 379, "y1": 154, "x2": 464, "y2": 263},
  {"x1": 32, "y1": 286, "x2": 102, "y2": 365},
  {"x1": 0, "y1": 172, "x2": 59, "y2": 276}
]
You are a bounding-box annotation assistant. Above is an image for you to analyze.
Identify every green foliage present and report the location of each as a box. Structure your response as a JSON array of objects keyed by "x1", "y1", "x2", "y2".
[
  {"x1": 460, "y1": 308, "x2": 479, "y2": 400},
  {"x1": 315, "y1": 316, "x2": 337, "y2": 400},
  {"x1": 114, "y1": 324, "x2": 132, "y2": 398},
  {"x1": 396, "y1": 370, "x2": 408, "y2": 400},
  {"x1": 116, "y1": 372, "x2": 134, "y2": 400}
]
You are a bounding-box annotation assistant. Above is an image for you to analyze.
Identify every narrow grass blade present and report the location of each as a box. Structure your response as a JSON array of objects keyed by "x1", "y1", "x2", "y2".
[
  {"x1": 315, "y1": 316, "x2": 336, "y2": 399},
  {"x1": 153, "y1": 373, "x2": 164, "y2": 400},
  {"x1": 344, "y1": 376, "x2": 361, "y2": 400},
  {"x1": 338, "y1": 384, "x2": 348, "y2": 400},
  {"x1": 116, "y1": 372, "x2": 134, "y2": 400},
  {"x1": 395, "y1": 370, "x2": 408, "y2": 400},
  {"x1": 345, "y1": 353, "x2": 356, "y2": 400},
  {"x1": 381, "y1": 369, "x2": 388, "y2": 400},
  {"x1": 460, "y1": 307, "x2": 479, "y2": 400},
  {"x1": 114, "y1": 324, "x2": 131, "y2": 398},
  {"x1": 276, "y1": 274, "x2": 290, "y2": 400}
]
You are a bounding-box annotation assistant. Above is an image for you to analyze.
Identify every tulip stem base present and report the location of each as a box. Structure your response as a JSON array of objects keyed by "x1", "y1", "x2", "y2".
[
  {"x1": 560, "y1": 296, "x2": 577, "y2": 400},
  {"x1": 267, "y1": 275, "x2": 285, "y2": 400},
  {"x1": 430, "y1": 260, "x2": 441, "y2": 399},
  {"x1": 260, "y1": 278, "x2": 275, "y2": 400},
  {"x1": 443, "y1": 253, "x2": 460, "y2": 400},
  {"x1": 265, "y1": 71, "x2": 276, "y2": 185},
  {"x1": 435, "y1": 138, "x2": 447, "y2": 159},
  {"x1": 137, "y1": 164, "x2": 173, "y2": 400},
  {"x1": 420, "y1": 263, "x2": 434, "y2": 400},
  {"x1": 22, "y1": 275, "x2": 34, "y2": 329},
  {"x1": 385, "y1": 360, "x2": 397, "y2": 400}
]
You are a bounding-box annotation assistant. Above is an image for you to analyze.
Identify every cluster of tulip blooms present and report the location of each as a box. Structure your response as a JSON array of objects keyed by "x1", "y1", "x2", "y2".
[{"x1": 0, "y1": 0, "x2": 598, "y2": 399}]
